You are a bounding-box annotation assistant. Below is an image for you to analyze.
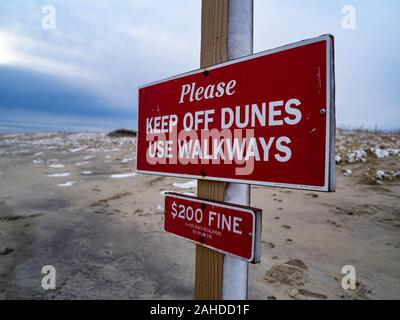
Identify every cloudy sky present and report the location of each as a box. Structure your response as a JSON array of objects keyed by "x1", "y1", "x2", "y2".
[{"x1": 0, "y1": 0, "x2": 399, "y2": 132}]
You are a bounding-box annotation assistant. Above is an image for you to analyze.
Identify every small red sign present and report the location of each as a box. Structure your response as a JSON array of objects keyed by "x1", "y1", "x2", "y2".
[
  {"x1": 164, "y1": 193, "x2": 261, "y2": 263},
  {"x1": 137, "y1": 35, "x2": 335, "y2": 191}
]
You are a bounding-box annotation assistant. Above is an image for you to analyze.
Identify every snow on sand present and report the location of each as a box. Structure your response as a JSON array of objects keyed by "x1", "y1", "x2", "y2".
[
  {"x1": 110, "y1": 172, "x2": 137, "y2": 178},
  {"x1": 172, "y1": 180, "x2": 197, "y2": 189},
  {"x1": 47, "y1": 173, "x2": 71, "y2": 177},
  {"x1": 57, "y1": 181, "x2": 76, "y2": 187}
]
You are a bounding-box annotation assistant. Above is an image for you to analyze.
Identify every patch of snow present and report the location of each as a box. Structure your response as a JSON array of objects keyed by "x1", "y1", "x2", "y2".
[
  {"x1": 16, "y1": 149, "x2": 31, "y2": 154},
  {"x1": 57, "y1": 181, "x2": 76, "y2": 187},
  {"x1": 172, "y1": 180, "x2": 197, "y2": 189},
  {"x1": 48, "y1": 163, "x2": 65, "y2": 169},
  {"x1": 85, "y1": 148, "x2": 99, "y2": 153},
  {"x1": 343, "y1": 169, "x2": 352, "y2": 176},
  {"x1": 335, "y1": 155, "x2": 342, "y2": 164},
  {"x1": 69, "y1": 147, "x2": 87, "y2": 153},
  {"x1": 110, "y1": 172, "x2": 137, "y2": 178},
  {"x1": 47, "y1": 173, "x2": 70, "y2": 177},
  {"x1": 81, "y1": 171, "x2": 93, "y2": 175},
  {"x1": 34, "y1": 152, "x2": 44, "y2": 156},
  {"x1": 346, "y1": 149, "x2": 367, "y2": 163},
  {"x1": 75, "y1": 161, "x2": 90, "y2": 166},
  {"x1": 83, "y1": 155, "x2": 95, "y2": 160},
  {"x1": 160, "y1": 190, "x2": 195, "y2": 197},
  {"x1": 375, "y1": 148, "x2": 400, "y2": 158},
  {"x1": 375, "y1": 170, "x2": 386, "y2": 180},
  {"x1": 373, "y1": 148, "x2": 389, "y2": 159},
  {"x1": 33, "y1": 159, "x2": 44, "y2": 164},
  {"x1": 121, "y1": 158, "x2": 134, "y2": 163},
  {"x1": 103, "y1": 148, "x2": 121, "y2": 153}
]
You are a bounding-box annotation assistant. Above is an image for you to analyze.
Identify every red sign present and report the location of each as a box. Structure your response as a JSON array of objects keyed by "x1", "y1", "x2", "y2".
[
  {"x1": 137, "y1": 35, "x2": 335, "y2": 191},
  {"x1": 164, "y1": 193, "x2": 261, "y2": 263}
]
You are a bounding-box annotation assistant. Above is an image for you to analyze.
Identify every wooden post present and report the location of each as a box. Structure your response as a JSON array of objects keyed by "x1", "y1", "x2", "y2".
[
  {"x1": 195, "y1": 0, "x2": 253, "y2": 300},
  {"x1": 195, "y1": 0, "x2": 228, "y2": 300}
]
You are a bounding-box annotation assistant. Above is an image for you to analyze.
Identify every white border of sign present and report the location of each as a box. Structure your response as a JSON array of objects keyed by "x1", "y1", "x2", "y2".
[
  {"x1": 164, "y1": 192, "x2": 262, "y2": 263},
  {"x1": 136, "y1": 35, "x2": 336, "y2": 192}
]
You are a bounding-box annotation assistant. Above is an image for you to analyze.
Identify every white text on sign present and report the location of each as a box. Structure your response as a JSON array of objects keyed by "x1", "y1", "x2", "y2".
[{"x1": 171, "y1": 201, "x2": 243, "y2": 235}]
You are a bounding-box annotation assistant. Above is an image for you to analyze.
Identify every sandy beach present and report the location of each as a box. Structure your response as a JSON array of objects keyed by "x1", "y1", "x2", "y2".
[{"x1": 0, "y1": 130, "x2": 399, "y2": 299}]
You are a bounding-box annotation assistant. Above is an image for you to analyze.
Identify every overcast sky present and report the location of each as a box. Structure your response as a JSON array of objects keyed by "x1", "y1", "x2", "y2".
[{"x1": 0, "y1": 0, "x2": 399, "y2": 132}]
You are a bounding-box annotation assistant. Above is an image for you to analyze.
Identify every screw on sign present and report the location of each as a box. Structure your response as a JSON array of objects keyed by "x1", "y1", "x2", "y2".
[{"x1": 164, "y1": 193, "x2": 262, "y2": 263}]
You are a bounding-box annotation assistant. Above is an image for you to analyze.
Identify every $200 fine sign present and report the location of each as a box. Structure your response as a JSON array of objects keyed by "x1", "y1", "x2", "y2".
[{"x1": 164, "y1": 193, "x2": 261, "y2": 263}]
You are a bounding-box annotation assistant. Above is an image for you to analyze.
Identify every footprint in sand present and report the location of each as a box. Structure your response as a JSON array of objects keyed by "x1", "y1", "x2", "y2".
[
  {"x1": 291, "y1": 288, "x2": 327, "y2": 300},
  {"x1": 268, "y1": 242, "x2": 276, "y2": 248},
  {"x1": 267, "y1": 261, "x2": 328, "y2": 300},
  {"x1": 0, "y1": 213, "x2": 43, "y2": 222},
  {"x1": 326, "y1": 219, "x2": 342, "y2": 229},
  {"x1": 334, "y1": 277, "x2": 372, "y2": 299},
  {"x1": 305, "y1": 193, "x2": 319, "y2": 198},
  {"x1": 0, "y1": 247, "x2": 14, "y2": 256},
  {"x1": 264, "y1": 259, "x2": 308, "y2": 286},
  {"x1": 91, "y1": 192, "x2": 132, "y2": 215},
  {"x1": 265, "y1": 260, "x2": 328, "y2": 300},
  {"x1": 138, "y1": 213, "x2": 152, "y2": 217}
]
